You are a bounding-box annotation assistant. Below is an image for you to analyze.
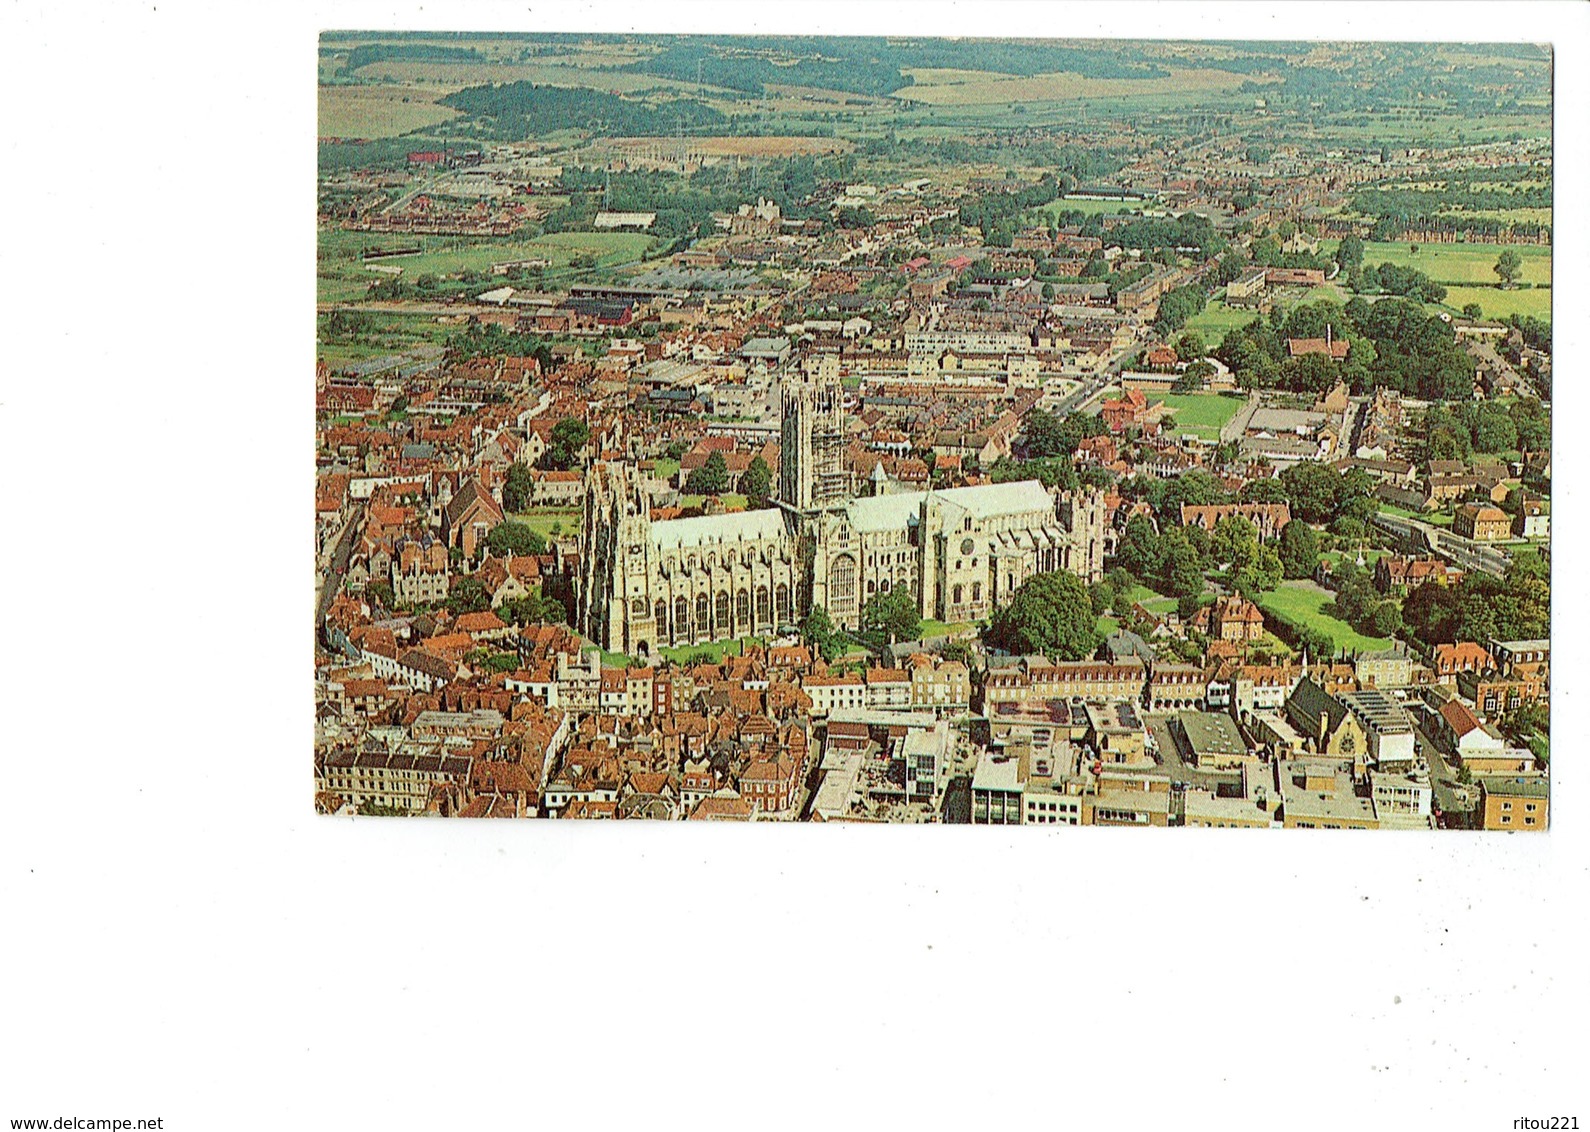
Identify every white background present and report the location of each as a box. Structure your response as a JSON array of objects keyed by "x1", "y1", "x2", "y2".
[{"x1": 0, "y1": 3, "x2": 1584, "y2": 1129}]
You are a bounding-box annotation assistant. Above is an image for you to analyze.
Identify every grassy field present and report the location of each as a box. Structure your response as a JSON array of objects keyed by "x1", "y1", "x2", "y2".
[
  {"x1": 1182, "y1": 299, "x2": 1259, "y2": 339},
  {"x1": 508, "y1": 508, "x2": 582, "y2": 541},
  {"x1": 318, "y1": 85, "x2": 461, "y2": 138},
  {"x1": 317, "y1": 228, "x2": 657, "y2": 304},
  {"x1": 1034, "y1": 197, "x2": 1151, "y2": 221},
  {"x1": 1438, "y1": 285, "x2": 1552, "y2": 323},
  {"x1": 1361, "y1": 242, "x2": 1552, "y2": 286},
  {"x1": 316, "y1": 311, "x2": 454, "y2": 367},
  {"x1": 1155, "y1": 392, "x2": 1246, "y2": 441},
  {"x1": 1256, "y1": 582, "x2": 1392, "y2": 655}
]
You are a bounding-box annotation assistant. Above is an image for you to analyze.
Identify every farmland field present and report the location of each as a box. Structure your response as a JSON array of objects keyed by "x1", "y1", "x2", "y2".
[
  {"x1": 1361, "y1": 242, "x2": 1552, "y2": 286},
  {"x1": 893, "y1": 66, "x2": 1279, "y2": 106},
  {"x1": 1154, "y1": 393, "x2": 1246, "y2": 440},
  {"x1": 1256, "y1": 582, "x2": 1393, "y2": 655},
  {"x1": 318, "y1": 85, "x2": 461, "y2": 138}
]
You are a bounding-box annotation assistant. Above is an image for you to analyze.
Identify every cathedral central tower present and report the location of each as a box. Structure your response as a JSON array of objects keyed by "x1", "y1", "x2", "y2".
[{"x1": 778, "y1": 372, "x2": 847, "y2": 513}]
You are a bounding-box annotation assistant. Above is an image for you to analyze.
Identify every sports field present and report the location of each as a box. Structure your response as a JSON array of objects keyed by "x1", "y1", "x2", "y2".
[{"x1": 1155, "y1": 393, "x2": 1246, "y2": 440}]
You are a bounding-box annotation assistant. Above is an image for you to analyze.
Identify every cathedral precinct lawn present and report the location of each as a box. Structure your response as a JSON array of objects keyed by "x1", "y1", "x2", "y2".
[
  {"x1": 920, "y1": 619, "x2": 977, "y2": 639},
  {"x1": 507, "y1": 508, "x2": 582, "y2": 541},
  {"x1": 1255, "y1": 581, "x2": 1392, "y2": 655}
]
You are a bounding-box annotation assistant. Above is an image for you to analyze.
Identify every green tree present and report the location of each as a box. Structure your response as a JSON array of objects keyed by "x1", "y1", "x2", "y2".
[
  {"x1": 687, "y1": 451, "x2": 730, "y2": 495},
  {"x1": 861, "y1": 588, "x2": 922, "y2": 645},
  {"x1": 800, "y1": 605, "x2": 843, "y2": 662},
  {"x1": 544, "y1": 418, "x2": 590, "y2": 470},
  {"x1": 445, "y1": 576, "x2": 492, "y2": 615},
  {"x1": 1277, "y1": 520, "x2": 1320, "y2": 580},
  {"x1": 1089, "y1": 580, "x2": 1117, "y2": 617},
  {"x1": 1211, "y1": 515, "x2": 1260, "y2": 571},
  {"x1": 1494, "y1": 248, "x2": 1523, "y2": 288},
  {"x1": 1336, "y1": 232, "x2": 1364, "y2": 272},
  {"x1": 503, "y1": 463, "x2": 535, "y2": 512},
  {"x1": 486, "y1": 521, "x2": 548, "y2": 557},
  {"x1": 741, "y1": 455, "x2": 772, "y2": 509},
  {"x1": 987, "y1": 570, "x2": 1101, "y2": 660}
]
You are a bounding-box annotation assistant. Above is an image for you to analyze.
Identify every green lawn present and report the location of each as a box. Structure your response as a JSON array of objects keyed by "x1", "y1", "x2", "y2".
[
  {"x1": 1035, "y1": 197, "x2": 1152, "y2": 221},
  {"x1": 920, "y1": 619, "x2": 976, "y2": 639},
  {"x1": 1437, "y1": 285, "x2": 1551, "y2": 323},
  {"x1": 650, "y1": 458, "x2": 680, "y2": 482},
  {"x1": 1154, "y1": 392, "x2": 1247, "y2": 441},
  {"x1": 1362, "y1": 241, "x2": 1552, "y2": 286},
  {"x1": 1183, "y1": 299, "x2": 1260, "y2": 339},
  {"x1": 1256, "y1": 582, "x2": 1393, "y2": 655},
  {"x1": 507, "y1": 508, "x2": 582, "y2": 541}
]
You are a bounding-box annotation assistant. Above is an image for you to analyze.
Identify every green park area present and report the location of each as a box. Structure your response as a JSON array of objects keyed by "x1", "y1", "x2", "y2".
[
  {"x1": 1360, "y1": 241, "x2": 1552, "y2": 322},
  {"x1": 1361, "y1": 241, "x2": 1551, "y2": 285},
  {"x1": 1154, "y1": 392, "x2": 1246, "y2": 441},
  {"x1": 1256, "y1": 581, "x2": 1392, "y2": 655},
  {"x1": 317, "y1": 226, "x2": 657, "y2": 304},
  {"x1": 1182, "y1": 298, "x2": 1258, "y2": 339}
]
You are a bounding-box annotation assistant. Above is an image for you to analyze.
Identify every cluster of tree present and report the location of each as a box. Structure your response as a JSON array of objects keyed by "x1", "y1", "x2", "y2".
[
  {"x1": 485, "y1": 521, "x2": 548, "y2": 557},
  {"x1": 445, "y1": 322, "x2": 555, "y2": 370},
  {"x1": 685, "y1": 451, "x2": 729, "y2": 495},
  {"x1": 1207, "y1": 514, "x2": 1285, "y2": 597},
  {"x1": 1117, "y1": 468, "x2": 1231, "y2": 526},
  {"x1": 1276, "y1": 462, "x2": 1379, "y2": 526},
  {"x1": 1217, "y1": 297, "x2": 1473, "y2": 401},
  {"x1": 1350, "y1": 182, "x2": 1552, "y2": 226},
  {"x1": 502, "y1": 464, "x2": 535, "y2": 512},
  {"x1": 986, "y1": 456, "x2": 1110, "y2": 493},
  {"x1": 1277, "y1": 520, "x2": 1321, "y2": 580},
  {"x1": 1112, "y1": 517, "x2": 1207, "y2": 617},
  {"x1": 1351, "y1": 261, "x2": 1446, "y2": 304},
  {"x1": 1248, "y1": 234, "x2": 1332, "y2": 274},
  {"x1": 985, "y1": 570, "x2": 1100, "y2": 659},
  {"x1": 498, "y1": 588, "x2": 568, "y2": 627},
  {"x1": 835, "y1": 206, "x2": 875, "y2": 230},
  {"x1": 1107, "y1": 212, "x2": 1226, "y2": 259},
  {"x1": 1018, "y1": 410, "x2": 1107, "y2": 460},
  {"x1": 1325, "y1": 561, "x2": 1405, "y2": 639},
  {"x1": 1153, "y1": 285, "x2": 1209, "y2": 334},
  {"x1": 1400, "y1": 556, "x2": 1549, "y2": 646},
  {"x1": 438, "y1": 83, "x2": 726, "y2": 141},
  {"x1": 1423, "y1": 399, "x2": 1549, "y2": 460},
  {"x1": 799, "y1": 605, "x2": 846, "y2": 662},
  {"x1": 543, "y1": 418, "x2": 590, "y2": 471},
  {"x1": 958, "y1": 176, "x2": 1062, "y2": 245},
  {"x1": 322, "y1": 309, "x2": 380, "y2": 342},
  {"x1": 444, "y1": 576, "x2": 493, "y2": 616},
  {"x1": 858, "y1": 588, "x2": 923, "y2": 650}
]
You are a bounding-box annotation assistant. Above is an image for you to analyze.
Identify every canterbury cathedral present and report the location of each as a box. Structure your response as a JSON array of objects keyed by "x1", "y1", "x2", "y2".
[{"x1": 578, "y1": 374, "x2": 1108, "y2": 657}]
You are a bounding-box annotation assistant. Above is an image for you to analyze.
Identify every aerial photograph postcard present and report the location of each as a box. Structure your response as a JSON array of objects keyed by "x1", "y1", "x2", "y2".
[{"x1": 315, "y1": 34, "x2": 1552, "y2": 829}]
